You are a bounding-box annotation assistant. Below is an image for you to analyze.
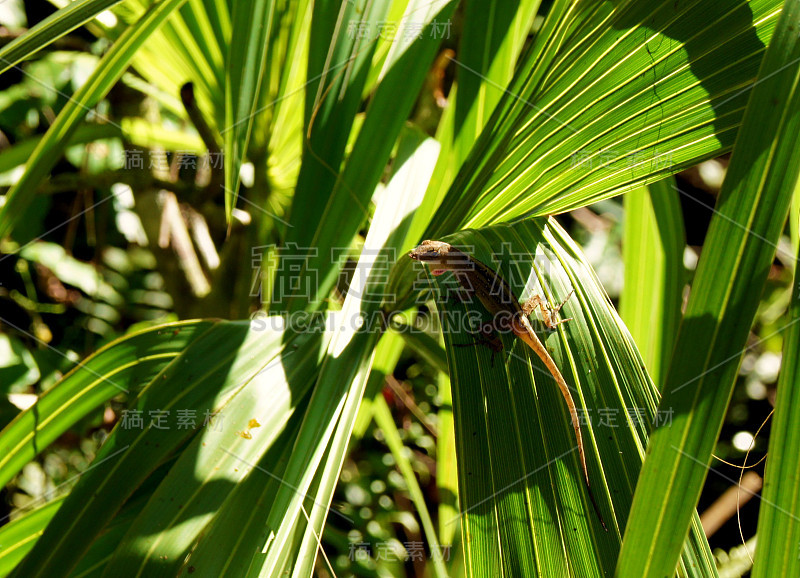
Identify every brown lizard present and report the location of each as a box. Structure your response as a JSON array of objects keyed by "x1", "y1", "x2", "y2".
[{"x1": 409, "y1": 239, "x2": 606, "y2": 530}]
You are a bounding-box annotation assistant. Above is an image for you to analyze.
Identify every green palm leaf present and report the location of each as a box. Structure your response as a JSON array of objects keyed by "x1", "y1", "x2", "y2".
[
  {"x1": 618, "y1": 1, "x2": 800, "y2": 573},
  {"x1": 408, "y1": 218, "x2": 712, "y2": 575},
  {"x1": 428, "y1": 0, "x2": 780, "y2": 234},
  {"x1": 9, "y1": 318, "x2": 322, "y2": 576}
]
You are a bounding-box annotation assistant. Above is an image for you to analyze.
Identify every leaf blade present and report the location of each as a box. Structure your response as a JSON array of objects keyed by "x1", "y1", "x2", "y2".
[{"x1": 617, "y1": 2, "x2": 800, "y2": 573}]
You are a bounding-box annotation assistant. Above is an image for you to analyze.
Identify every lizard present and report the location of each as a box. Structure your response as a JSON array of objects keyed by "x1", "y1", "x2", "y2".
[{"x1": 409, "y1": 239, "x2": 607, "y2": 530}]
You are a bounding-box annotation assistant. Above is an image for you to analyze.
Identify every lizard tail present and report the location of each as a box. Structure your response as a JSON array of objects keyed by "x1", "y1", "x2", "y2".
[
  {"x1": 516, "y1": 318, "x2": 608, "y2": 531},
  {"x1": 561, "y1": 374, "x2": 609, "y2": 533}
]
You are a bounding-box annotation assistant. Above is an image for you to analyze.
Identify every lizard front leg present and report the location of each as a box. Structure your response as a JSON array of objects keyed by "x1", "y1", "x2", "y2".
[{"x1": 522, "y1": 290, "x2": 574, "y2": 328}]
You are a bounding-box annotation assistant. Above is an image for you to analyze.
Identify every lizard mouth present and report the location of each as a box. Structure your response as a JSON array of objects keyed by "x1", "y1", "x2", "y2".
[{"x1": 430, "y1": 268, "x2": 447, "y2": 276}]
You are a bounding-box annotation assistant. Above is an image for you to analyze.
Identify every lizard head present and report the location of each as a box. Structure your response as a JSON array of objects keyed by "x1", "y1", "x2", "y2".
[{"x1": 408, "y1": 240, "x2": 458, "y2": 275}]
